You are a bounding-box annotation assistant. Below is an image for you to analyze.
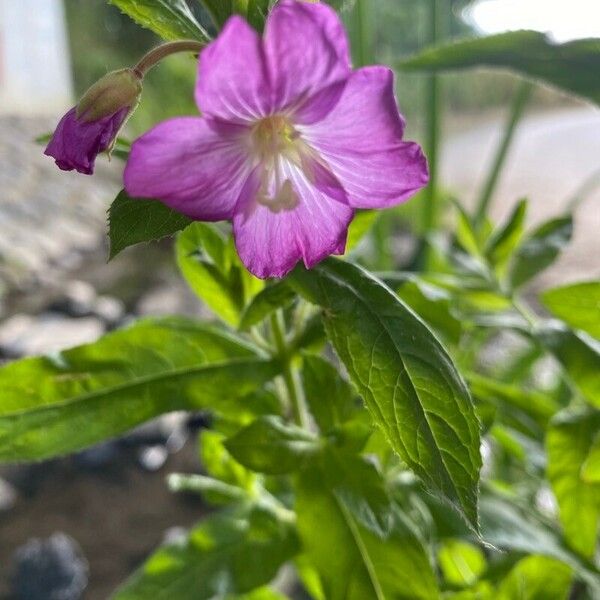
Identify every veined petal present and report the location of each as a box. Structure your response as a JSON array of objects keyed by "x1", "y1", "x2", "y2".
[
  {"x1": 265, "y1": 0, "x2": 351, "y2": 114},
  {"x1": 233, "y1": 161, "x2": 353, "y2": 279},
  {"x1": 196, "y1": 16, "x2": 271, "y2": 123},
  {"x1": 301, "y1": 66, "x2": 429, "y2": 208},
  {"x1": 124, "y1": 117, "x2": 252, "y2": 220}
]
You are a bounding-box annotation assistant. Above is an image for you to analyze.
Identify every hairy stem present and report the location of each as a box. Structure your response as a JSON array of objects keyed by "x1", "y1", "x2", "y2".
[
  {"x1": 270, "y1": 311, "x2": 309, "y2": 429},
  {"x1": 133, "y1": 40, "x2": 205, "y2": 78}
]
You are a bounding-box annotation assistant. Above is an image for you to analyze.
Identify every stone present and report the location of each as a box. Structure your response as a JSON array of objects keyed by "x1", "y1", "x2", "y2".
[
  {"x1": 11, "y1": 533, "x2": 88, "y2": 600},
  {"x1": 0, "y1": 313, "x2": 104, "y2": 357},
  {"x1": 0, "y1": 476, "x2": 17, "y2": 512}
]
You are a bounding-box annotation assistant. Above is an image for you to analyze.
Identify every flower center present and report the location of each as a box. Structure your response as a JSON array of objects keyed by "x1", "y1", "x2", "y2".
[
  {"x1": 252, "y1": 115, "x2": 299, "y2": 160},
  {"x1": 251, "y1": 115, "x2": 303, "y2": 213}
]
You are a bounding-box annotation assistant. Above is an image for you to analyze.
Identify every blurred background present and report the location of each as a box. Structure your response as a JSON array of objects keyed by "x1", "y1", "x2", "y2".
[{"x1": 0, "y1": 0, "x2": 598, "y2": 598}]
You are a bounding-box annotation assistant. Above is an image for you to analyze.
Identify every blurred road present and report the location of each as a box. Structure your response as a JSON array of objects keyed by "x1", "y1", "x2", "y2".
[{"x1": 442, "y1": 105, "x2": 600, "y2": 287}]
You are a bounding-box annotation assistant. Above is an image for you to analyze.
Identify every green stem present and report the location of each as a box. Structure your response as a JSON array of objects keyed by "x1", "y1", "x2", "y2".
[
  {"x1": 133, "y1": 40, "x2": 205, "y2": 78},
  {"x1": 270, "y1": 311, "x2": 309, "y2": 428},
  {"x1": 474, "y1": 80, "x2": 533, "y2": 227},
  {"x1": 354, "y1": 0, "x2": 371, "y2": 67},
  {"x1": 422, "y1": 0, "x2": 444, "y2": 237}
]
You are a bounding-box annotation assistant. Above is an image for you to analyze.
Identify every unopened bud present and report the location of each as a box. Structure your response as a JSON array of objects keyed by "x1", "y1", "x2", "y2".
[{"x1": 76, "y1": 68, "x2": 142, "y2": 122}]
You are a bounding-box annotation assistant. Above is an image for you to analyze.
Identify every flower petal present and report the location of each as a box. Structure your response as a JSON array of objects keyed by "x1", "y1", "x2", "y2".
[
  {"x1": 301, "y1": 66, "x2": 429, "y2": 208},
  {"x1": 265, "y1": 0, "x2": 351, "y2": 113},
  {"x1": 124, "y1": 117, "x2": 251, "y2": 220},
  {"x1": 195, "y1": 16, "x2": 271, "y2": 123},
  {"x1": 233, "y1": 161, "x2": 353, "y2": 279},
  {"x1": 44, "y1": 107, "x2": 128, "y2": 175}
]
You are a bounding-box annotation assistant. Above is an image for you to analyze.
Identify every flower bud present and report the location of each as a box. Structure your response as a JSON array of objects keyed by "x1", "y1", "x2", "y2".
[{"x1": 76, "y1": 68, "x2": 142, "y2": 122}]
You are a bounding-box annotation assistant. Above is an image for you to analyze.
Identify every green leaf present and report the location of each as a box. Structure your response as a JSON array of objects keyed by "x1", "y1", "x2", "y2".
[
  {"x1": 496, "y1": 555, "x2": 572, "y2": 600},
  {"x1": 455, "y1": 203, "x2": 482, "y2": 258},
  {"x1": 301, "y1": 355, "x2": 357, "y2": 432},
  {"x1": 0, "y1": 318, "x2": 277, "y2": 462},
  {"x1": 109, "y1": 0, "x2": 209, "y2": 41},
  {"x1": 168, "y1": 473, "x2": 247, "y2": 505},
  {"x1": 438, "y1": 539, "x2": 486, "y2": 587},
  {"x1": 239, "y1": 282, "x2": 295, "y2": 330},
  {"x1": 509, "y1": 216, "x2": 573, "y2": 289},
  {"x1": 114, "y1": 506, "x2": 299, "y2": 599},
  {"x1": 321, "y1": 451, "x2": 394, "y2": 538},
  {"x1": 224, "y1": 416, "x2": 321, "y2": 474},
  {"x1": 346, "y1": 210, "x2": 380, "y2": 253},
  {"x1": 400, "y1": 30, "x2": 600, "y2": 106},
  {"x1": 176, "y1": 223, "x2": 263, "y2": 327},
  {"x1": 479, "y1": 496, "x2": 600, "y2": 593},
  {"x1": 467, "y1": 372, "x2": 558, "y2": 424},
  {"x1": 200, "y1": 430, "x2": 256, "y2": 490},
  {"x1": 296, "y1": 466, "x2": 440, "y2": 600},
  {"x1": 485, "y1": 199, "x2": 527, "y2": 275},
  {"x1": 547, "y1": 409, "x2": 600, "y2": 559},
  {"x1": 199, "y1": 0, "x2": 271, "y2": 31},
  {"x1": 290, "y1": 259, "x2": 482, "y2": 531},
  {"x1": 396, "y1": 278, "x2": 461, "y2": 345},
  {"x1": 582, "y1": 432, "x2": 600, "y2": 483},
  {"x1": 541, "y1": 281, "x2": 600, "y2": 340},
  {"x1": 108, "y1": 190, "x2": 191, "y2": 259},
  {"x1": 539, "y1": 323, "x2": 600, "y2": 407}
]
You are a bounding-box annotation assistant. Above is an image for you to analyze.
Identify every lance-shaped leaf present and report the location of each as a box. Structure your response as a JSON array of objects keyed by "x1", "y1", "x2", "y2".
[
  {"x1": 109, "y1": 0, "x2": 210, "y2": 41},
  {"x1": 176, "y1": 223, "x2": 263, "y2": 327},
  {"x1": 290, "y1": 259, "x2": 482, "y2": 531},
  {"x1": 542, "y1": 281, "x2": 600, "y2": 340},
  {"x1": 0, "y1": 318, "x2": 278, "y2": 462},
  {"x1": 538, "y1": 322, "x2": 600, "y2": 407},
  {"x1": 547, "y1": 409, "x2": 600, "y2": 559},
  {"x1": 296, "y1": 465, "x2": 440, "y2": 600},
  {"x1": 224, "y1": 416, "x2": 321, "y2": 474},
  {"x1": 400, "y1": 30, "x2": 600, "y2": 106},
  {"x1": 239, "y1": 281, "x2": 295, "y2": 330},
  {"x1": 114, "y1": 506, "x2": 299, "y2": 599},
  {"x1": 497, "y1": 556, "x2": 572, "y2": 600},
  {"x1": 108, "y1": 190, "x2": 191, "y2": 259},
  {"x1": 509, "y1": 216, "x2": 573, "y2": 289}
]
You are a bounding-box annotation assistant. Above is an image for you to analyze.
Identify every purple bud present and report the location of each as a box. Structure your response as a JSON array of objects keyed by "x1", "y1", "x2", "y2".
[{"x1": 44, "y1": 69, "x2": 142, "y2": 175}]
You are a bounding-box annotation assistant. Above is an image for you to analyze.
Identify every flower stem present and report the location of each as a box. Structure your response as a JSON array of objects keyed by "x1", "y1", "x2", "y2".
[
  {"x1": 270, "y1": 310, "x2": 309, "y2": 429},
  {"x1": 422, "y1": 0, "x2": 446, "y2": 238},
  {"x1": 474, "y1": 80, "x2": 532, "y2": 227},
  {"x1": 133, "y1": 40, "x2": 205, "y2": 78}
]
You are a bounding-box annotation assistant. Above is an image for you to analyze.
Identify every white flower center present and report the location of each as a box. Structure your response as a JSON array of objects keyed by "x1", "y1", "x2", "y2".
[{"x1": 251, "y1": 115, "x2": 304, "y2": 212}]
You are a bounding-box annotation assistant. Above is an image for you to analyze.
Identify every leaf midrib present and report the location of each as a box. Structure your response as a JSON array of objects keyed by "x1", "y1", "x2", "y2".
[
  {"x1": 0, "y1": 357, "x2": 275, "y2": 420},
  {"x1": 317, "y1": 263, "x2": 476, "y2": 515}
]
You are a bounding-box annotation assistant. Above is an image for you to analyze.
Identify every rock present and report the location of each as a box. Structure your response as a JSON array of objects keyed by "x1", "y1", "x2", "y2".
[
  {"x1": 0, "y1": 313, "x2": 104, "y2": 357},
  {"x1": 11, "y1": 533, "x2": 89, "y2": 600},
  {"x1": 137, "y1": 445, "x2": 169, "y2": 472},
  {"x1": 0, "y1": 476, "x2": 17, "y2": 512},
  {"x1": 73, "y1": 441, "x2": 121, "y2": 470},
  {"x1": 136, "y1": 285, "x2": 187, "y2": 316},
  {"x1": 49, "y1": 280, "x2": 97, "y2": 317},
  {"x1": 93, "y1": 295, "x2": 125, "y2": 326}
]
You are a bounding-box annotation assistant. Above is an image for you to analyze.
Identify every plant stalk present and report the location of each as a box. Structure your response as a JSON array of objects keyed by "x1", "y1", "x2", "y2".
[
  {"x1": 474, "y1": 80, "x2": 533, "y2": 227},
  {"x1": 270, "y1": 311, "x2": 309, "y2": 429},
  {"x1": 133, "y1": 40, "x2": 205, "y2": 78}
]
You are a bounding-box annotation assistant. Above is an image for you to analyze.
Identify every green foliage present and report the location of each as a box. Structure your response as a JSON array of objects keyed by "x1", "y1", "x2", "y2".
[
  {"x1": 108, "y1": 190, "x2": 191, "y2": 259},
  {"x1": 509, "y1": 216, "x2": 573, "y2": 289},
  {"x1": 542, "y1": 281, "x2": 600, "y2": 339},
  {"x1": 438, "y1": 539, "x2": 486, "y2": 587},
  {"x1": 547, "y1": 409, "x2": 600, "y2": 559},
  {"x1": 199, "y1": 0, "x2": 271, "y2": 31},
  {"x1": 496, "y1": 555, "x2": 572, "y2": 600},
  {"x1": 239, "y1": 282, "x2": 295, "y2": 331},
  {"x1": 114, "y1": 506, "x2": 299, "y2": 599},
  {"x1": 109, "y1": 0, "x2": 210, "y2": 41},
  {"x1": 224, "y1": 416, "x2": 321, "y2": 474},
  {"x1": 401, "y1": 30, "x2": 600, "y2": 106},
  {"x1": 176, "y1": 223, "x2": 263, "y2": 327},
  {"x1": 290, "y1": 259, "x2": 482, "y2": 531},
  {"x1": 296, "y1": 466, "x2": 440, "y2": 600},
  {"x1": 0, "y1": 318, "x2": 277, "y2": 461}
]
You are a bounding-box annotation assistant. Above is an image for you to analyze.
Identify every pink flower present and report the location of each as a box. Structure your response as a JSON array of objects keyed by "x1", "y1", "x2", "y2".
[{"x1": 124, "y1": 0, "x2": 428, "y2": 278}]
